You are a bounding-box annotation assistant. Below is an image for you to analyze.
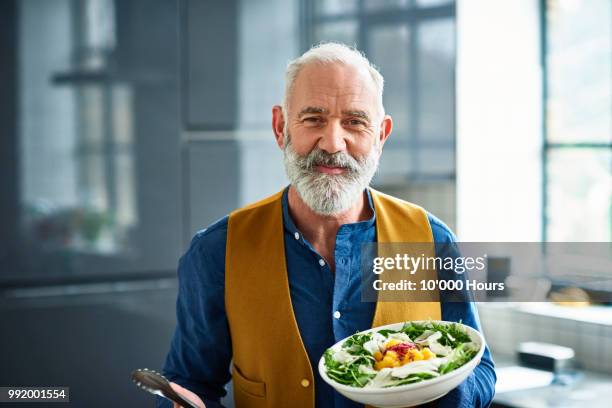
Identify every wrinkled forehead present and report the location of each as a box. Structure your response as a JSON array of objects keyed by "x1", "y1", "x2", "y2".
[{"x1": 289, "y1": 62, "x2": 380, "y2": 116}]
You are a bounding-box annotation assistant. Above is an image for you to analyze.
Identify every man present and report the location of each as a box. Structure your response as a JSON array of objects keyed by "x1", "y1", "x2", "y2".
[{"x1": 158, "y1": 43, "x2": 496, "y2": 408}]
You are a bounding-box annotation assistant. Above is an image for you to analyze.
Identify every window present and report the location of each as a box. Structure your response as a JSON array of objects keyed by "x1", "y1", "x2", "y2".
[
  {"x1": 543, "y1": 0, "x2": 612, "y2": 242},
  {"x1": 21, "y1": 0, "x2": 136, "y2": 256},
  {"x1": 304, "y1": 0, "x2": 457, "y2": 227},
  {"x1": 9, "y1": 0, "x2": 182, "y2": 282}
]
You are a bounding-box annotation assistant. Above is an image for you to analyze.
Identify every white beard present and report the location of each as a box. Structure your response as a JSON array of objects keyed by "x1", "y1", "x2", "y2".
[{"x1": 282, "y1": 133, "x2": 381, "y2": 215}]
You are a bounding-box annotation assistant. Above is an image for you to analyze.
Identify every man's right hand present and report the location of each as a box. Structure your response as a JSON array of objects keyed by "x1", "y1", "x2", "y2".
[{"x1": 169, "y1": 382, "x2": 206, "y2": 408}]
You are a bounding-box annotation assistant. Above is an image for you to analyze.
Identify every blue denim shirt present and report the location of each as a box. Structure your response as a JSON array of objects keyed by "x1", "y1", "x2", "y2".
[{"x1": 158, "y1": 187, "x2": 496, "y2": 408}]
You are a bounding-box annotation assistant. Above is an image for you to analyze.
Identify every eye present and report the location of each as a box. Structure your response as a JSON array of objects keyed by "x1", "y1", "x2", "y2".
[
  {"x1": 303, "y1": 117, "x2": 324, "y2": 126},
  {"x1": 346, "y1": 119, "x2": 367, "y2": 127}
]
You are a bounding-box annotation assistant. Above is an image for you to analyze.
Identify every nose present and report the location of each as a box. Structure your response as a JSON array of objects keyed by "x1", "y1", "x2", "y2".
[{"x1": 317, "y1": 120, "x2": 347, "y2": 154}]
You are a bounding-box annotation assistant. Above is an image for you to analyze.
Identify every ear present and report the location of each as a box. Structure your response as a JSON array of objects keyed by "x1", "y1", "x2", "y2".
[
  {"x1": 377, "y1": 114, "x2": 393, "y2": 150},
  {"x1": 272, "y1": 105, "x2": 286, "y2": 149}
]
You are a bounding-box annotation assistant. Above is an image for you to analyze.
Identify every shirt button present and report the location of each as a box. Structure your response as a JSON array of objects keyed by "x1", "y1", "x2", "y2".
[
  {"x1": 333, "y1": 310, "x2": 341, "y2": 319},
  {"x1": 319, "y1": 259, "x2": 325, "y2": 267},
  {"x1": 294, "y1": 232, "x2": 300, "y2": 240},
  {"x1": 301, "y1": 378, "x2": 310, "y2": 388}
]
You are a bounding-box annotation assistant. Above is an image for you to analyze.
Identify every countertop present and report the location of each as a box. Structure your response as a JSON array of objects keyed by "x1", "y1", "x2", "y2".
[{"x1": 492, "y1": 353, "x2": 612, "y2": 408}]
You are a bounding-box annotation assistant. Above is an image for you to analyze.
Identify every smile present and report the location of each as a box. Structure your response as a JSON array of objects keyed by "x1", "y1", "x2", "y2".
[{"x1": 315, "y1": 165, "x2": 347, "y2": 175}]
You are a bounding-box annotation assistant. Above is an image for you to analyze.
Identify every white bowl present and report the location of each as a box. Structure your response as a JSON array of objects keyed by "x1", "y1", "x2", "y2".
[{"x1": 318, "y1": 320, "x2": 484, "y2": 408}]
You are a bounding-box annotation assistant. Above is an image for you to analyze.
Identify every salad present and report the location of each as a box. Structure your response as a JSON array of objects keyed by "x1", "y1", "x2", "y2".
[{"x1": 323, "y1": 321, "x2": 479, "y2": 388}]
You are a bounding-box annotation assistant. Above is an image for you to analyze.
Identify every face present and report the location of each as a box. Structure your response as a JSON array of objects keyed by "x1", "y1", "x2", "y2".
[{"x1": 272, "y1": 62, "x2": 393, "y2": 215}]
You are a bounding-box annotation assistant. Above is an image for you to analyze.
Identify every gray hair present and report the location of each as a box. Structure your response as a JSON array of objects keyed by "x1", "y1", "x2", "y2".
[{"x1": 281, "y1": 42, "x2": 385, "y2": 118}]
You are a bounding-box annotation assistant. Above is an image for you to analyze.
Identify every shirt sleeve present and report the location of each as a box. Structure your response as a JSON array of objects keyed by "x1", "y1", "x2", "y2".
[
  {"x1": 428, "y1": 213, "x2": 497, "y2": 408},
  {"x1": 156, "y1": 217, "x2": 232, "y2": 408}
]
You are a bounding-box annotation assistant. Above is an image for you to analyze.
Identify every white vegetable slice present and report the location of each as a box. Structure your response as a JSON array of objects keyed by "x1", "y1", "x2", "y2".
[
  {"x1": 333, "y1": 349, "x2": 359, "y2": 364},
  {"x1": 414, "y1": 330, "x2": 435, "y2": 342},
  {"x1": 390, "y1": 358, "x2": 445, "y2": 379},
  {"x1": 386, "y1": 332, "x2": 412, "y2": 343},
  {"x1": 423, "y1": 331, "x2": 452, "y2": 356},
  {"x1": 366, "y1": 368, "x2": 395, "y2": 388},
  {"x1": 358, "y1": 364, "x2": 378, "y2": 375},
  {"x1": 363, "y1": 339, "x2": 381, "y2": 355}
]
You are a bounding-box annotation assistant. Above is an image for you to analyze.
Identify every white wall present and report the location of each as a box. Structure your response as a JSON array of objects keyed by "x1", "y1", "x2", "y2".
[{"x1": 456, "y1": 0, "x2": 543, "y2": 241}]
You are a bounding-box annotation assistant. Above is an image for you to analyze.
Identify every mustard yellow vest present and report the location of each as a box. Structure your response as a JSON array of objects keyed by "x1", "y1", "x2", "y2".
[{"x1": 225, "y1": 188, "x2": 441, "y2": 408}]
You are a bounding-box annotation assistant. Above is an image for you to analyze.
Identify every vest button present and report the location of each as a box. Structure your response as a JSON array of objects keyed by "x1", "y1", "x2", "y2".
[{"x1": 300, "y1": 378, "x2": 310, "y2": 388}]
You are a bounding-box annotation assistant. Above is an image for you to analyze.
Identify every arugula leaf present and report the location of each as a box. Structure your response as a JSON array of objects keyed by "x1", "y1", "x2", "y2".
[
  {"x1": 376, "y1": 329, "x2": 399, "y2": 337},
  {"x1": 343, "y1": 332, "x2": 373, "y2": 353},
  {"x1": 388, "y1": 372, "x2": 438, "y2": 387},
  {"x1": 324, "y1": 321, "x2": 478, "y2": 388},
  {"x1": 439, "y1": 343, "x2": 478, "y2": 374},
  {"x1": 400, "y1": 322, "x2": 429, "y2": 339}
]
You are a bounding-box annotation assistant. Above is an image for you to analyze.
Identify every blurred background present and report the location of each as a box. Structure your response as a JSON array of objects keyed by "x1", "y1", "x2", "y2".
[{"x1": 0, "y1": 0, "x2": 610, "y2": 407}]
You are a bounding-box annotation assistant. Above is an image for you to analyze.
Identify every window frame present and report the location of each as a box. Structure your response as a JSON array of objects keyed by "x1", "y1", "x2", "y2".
[
  {"x1": 540, "y1": 0, "x2": 612, "y2": 242},
  {"x1": 301, "y1": 0, "x2": 456, "y2": 183}
]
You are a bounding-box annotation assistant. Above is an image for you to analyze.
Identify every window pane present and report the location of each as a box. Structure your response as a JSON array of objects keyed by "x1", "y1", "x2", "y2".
[
  {"x1": 547, "y1": 148, "x2": 612, "y2": 241},
  {"x1": 111, "y1": 84, "x2": 133, "y2": 145},
  {"x1": 14, "y1": 0, "x2": 181, "y2": 280},
  {"x1": 367, "y1": 25, "x2": 411, "y2": 145},
  {"x1": 367, "y1": 24, "x2": 413, "y2": 182},
  {"x1": 376, "y1": 148, "x2": 415, "y2": 182},
  {"x1": 364, "y1": 0, "x2": 409, "y2": 12},
  {"x1": 315, "y1": 0, "x2": 358, "y2": 16},
  {"x1": 239, "y1": 0, "x2": 298, "y2": 130},
  {"x1": 418, "y1": 19, "x2": 455, "y2": 143},
  {"x1": 115, "y1": 153, "x2": 137, "y2": 228},
  {"x1": 418, "y1": 147, "x2": 455, "y2": 176},
  {"x1": 415, "y1": 0, "x2": 453, "y2": 7},
  {"x1": 313, "y1": 21, "x2": 358, "y2": 45},
  {"x1": 546, "y1": 0, "x2": 612, "y2": 143},
  {"x1": 79, "y1": 86, "x2": 104, "y2": 147},
  {"x1": 310, "y1": 0, "x2": 457, "y2": 226},
  {"x1": 78, "y1": 153, "x2": 108, "y2": 212}
]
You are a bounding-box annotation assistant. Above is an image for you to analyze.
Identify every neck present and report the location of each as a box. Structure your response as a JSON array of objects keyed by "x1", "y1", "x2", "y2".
[{"x1": 287, "y1": 186, "x2": 372, "y2": 269}]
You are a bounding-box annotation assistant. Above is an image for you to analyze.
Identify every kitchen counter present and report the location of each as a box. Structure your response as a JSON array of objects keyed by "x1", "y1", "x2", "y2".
[{"x1": 492, "y1": 353, "x2": 612, "y2": 408}]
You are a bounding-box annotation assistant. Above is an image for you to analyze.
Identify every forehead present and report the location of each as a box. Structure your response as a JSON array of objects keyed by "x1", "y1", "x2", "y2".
[{"x1": 290, "y1": 62, "x2": 379, "y2": 114}]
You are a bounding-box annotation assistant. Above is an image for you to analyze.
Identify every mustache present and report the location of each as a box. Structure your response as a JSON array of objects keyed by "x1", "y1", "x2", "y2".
[{"x1": 303, "y1": 148, "x2": 361, "y2": 173}]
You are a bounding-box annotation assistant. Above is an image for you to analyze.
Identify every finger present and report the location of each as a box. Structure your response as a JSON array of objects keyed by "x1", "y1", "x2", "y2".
[
  {"x1": 168, "y1": 382, "x2": 206, "y2": 408},
  {"x1": 169, "y1": 382, "x2": 187, "y2": 393}
]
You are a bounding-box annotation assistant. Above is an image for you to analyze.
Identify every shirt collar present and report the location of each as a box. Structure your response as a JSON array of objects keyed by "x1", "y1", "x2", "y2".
[{"x1": 281, "y1": 185, "x2": 376, "y2": 237}]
